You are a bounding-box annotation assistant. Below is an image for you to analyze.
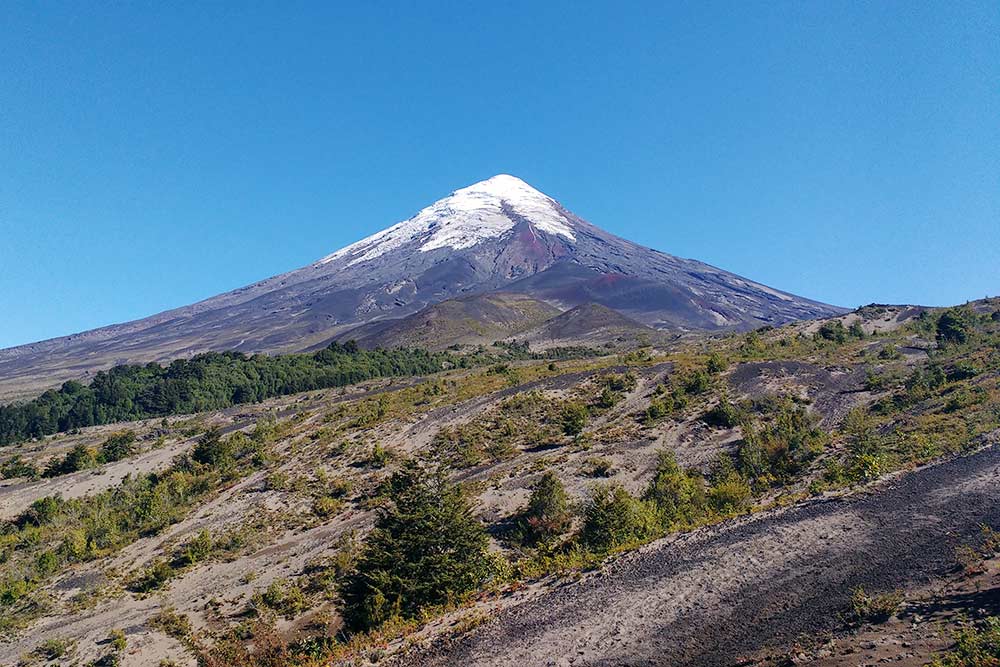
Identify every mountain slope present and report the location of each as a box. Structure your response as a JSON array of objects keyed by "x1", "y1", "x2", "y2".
[
  {"x1": 0, "y1": 174, "x2": 844, "y2": 399},
  {"x1": 333, "y1": 293, "x2": 561, "y2": 351},
  {"x1": 516, "y1": 302, "x2": 665, "y2": 349}
]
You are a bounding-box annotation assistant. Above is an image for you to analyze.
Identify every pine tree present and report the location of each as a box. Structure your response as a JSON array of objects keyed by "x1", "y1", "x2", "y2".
[
  {"x1": 340, "y1": 461, "x2": 489, "y2": 632},
  {"x1": 522, "y1": 471, "x2": 572, "y2": 543}
]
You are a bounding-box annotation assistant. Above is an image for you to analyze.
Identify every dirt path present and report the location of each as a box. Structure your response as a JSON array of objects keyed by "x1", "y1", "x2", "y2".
[{"x1": 404, "y1": 443, "x2": 1000, "y2": 667}]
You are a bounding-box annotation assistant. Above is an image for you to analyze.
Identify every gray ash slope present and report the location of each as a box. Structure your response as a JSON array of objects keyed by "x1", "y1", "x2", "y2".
[{"x1": 0, "y1": 175, "x2": 842, "y2": 397}]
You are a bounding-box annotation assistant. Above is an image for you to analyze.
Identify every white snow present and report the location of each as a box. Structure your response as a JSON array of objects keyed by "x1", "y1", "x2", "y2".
[{"x1": 317, "y1": 175, "x2": 575, "y2": 267}]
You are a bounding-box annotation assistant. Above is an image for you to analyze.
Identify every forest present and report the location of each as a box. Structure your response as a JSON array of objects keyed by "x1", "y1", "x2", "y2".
[{"x1": 0, "y1": 341, "x2": 453, "y2": 446}]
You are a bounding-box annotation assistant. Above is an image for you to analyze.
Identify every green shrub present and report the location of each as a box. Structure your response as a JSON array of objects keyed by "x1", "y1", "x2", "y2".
[
  {"x1": 19, "y1": 495, "x2": 64, "y2": 527},
  {"x1": 583, "y1": 457, "x2": 614, "y2": 478},
  {"x1": 580, "y1": 483, "x2": 659, "y2": 553},
  {"x1": 644, "y1": 398, "x2": 670, "y2": 423},
  {"x1": 817, "y1": 320, "x2": 848, "y2": 343},
  {"x1": 702, "y1": 399, "x2": 744, "y2": 428},
  {"x1": 174, "y1": 529, "x2": 213, "y2": 567},
  {"x1": 33, "y1": 638, "x2": 76, "y2": 661},
  {"x1": 312, "y1": 496, "x2": 343, "y2": 518},
  {"x1": 707, "y1": 456, "x2": 752, "y2": 514},
  {"x1": 706, "y1": 352, "x2": 727, "y2": 374},
  {"x1": 929, "y1": 616, "x2": 1000, "y2": 667},
  {"x1": 369, "y1": 443, "x2": 391, "y2": 467},
  {"x1": 0, "y1": 455, "x2": 38, "y2": 480},
  {"x1": 339, "y1": 462, "x2": 490, "y2": 632},
  {"x1": 736, "y1": 402, "x2": 827, "y2": 487},
  {"x1": 679, "y1": 370, "x2": 711, "y2": 395},
  {"x1": 521, "y1": 471, "x2": 572, "y2": 544},
  {"x1": 129, "y1": 559, "x2": 175, "y2": 593},
  {"x1": 850, "y1": 586, "x2": 902, "y2": 623},
  {"x1": 877, "y1": 344, "x2": 901, "y2": 360},
  {"x1": 643, "y1": 451, "x2": 707, "y2": 529},
  {"x1": 147, "y1": 607, "x2": 192, "y2": 640},
  {"x1": 42, "y1": 443, "x2": 96, "y2": 477},
  {"x1": 937, "y1": 308, "x2": 973, "y2": 345},
  {"x1": 257, "y1": 578, "x2": 307, "y2": 619},
  {"x1": 98, "y1": 431, "x2": 137, "y2": 463},
  {"x1": 843, "y1": 409, "x2": 886, "y2": 482},
  {"x1": 561, "y1": 402, "x2": 588, "y2": 436},
  {"x1": 191, "y1": 428, "x2": 233, "y2": 466}
]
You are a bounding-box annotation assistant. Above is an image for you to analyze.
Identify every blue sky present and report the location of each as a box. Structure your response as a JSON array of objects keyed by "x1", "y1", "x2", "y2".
[{"x1": 1, "y1": 1, "x2": 997, "y2": 349}]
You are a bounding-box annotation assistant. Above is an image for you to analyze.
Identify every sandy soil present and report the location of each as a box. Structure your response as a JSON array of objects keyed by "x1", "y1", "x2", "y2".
[{"x1": 397, "y1": 443, "x2": 1000, "y2": 667}]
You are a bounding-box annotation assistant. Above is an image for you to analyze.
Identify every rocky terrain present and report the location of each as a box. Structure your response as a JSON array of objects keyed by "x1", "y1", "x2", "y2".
[
  {"x1": 0, "y1": 175, "x2": 842, "y2": 401},
  {"x1": 0, "y1": 299, "x2": 997, "y2": 666}
]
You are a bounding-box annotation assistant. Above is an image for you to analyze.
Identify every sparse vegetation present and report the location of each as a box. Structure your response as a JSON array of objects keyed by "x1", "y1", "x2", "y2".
[{"x1": 929, "y1": 616, "x2": 1000, "y2": 667}]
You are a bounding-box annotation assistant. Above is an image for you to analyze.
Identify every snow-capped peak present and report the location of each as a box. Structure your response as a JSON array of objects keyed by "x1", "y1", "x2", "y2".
[{"x1": 317, "y1": 175, "x2": 575, "y2": 267}]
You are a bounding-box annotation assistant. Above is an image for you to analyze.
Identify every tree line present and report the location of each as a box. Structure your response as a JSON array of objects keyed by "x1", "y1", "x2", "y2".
[{"x1": 0, "y1": 341, "x2": 453, "y2": 446}]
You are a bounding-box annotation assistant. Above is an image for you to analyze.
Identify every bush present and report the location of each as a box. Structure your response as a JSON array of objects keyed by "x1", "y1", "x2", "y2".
[
  {"x1": 643, "y1": 451, "x2": 707, "y2": 529},
  {"x1": 339, "y1": 462, "x2": 490, "y2": 632},
  {"x1": 937, "y1": 308, "x2": 973, "y2": 345},
  {"x1": 174, "y1": 529, "x2": 213, "y2": 567},
  {"x1": 580, "y1": 483, "x2": 659, "y2": 553},
  {"x1": 19, "y1": 495, "x2": 64, "y2": 527},
  {"x1": 147, "y1": 607, "x2": 192, "y2": 640},
  {"x1": 850, "y1": 586, "x2": 902, "y2": 623},
  {"x1": 0, "y1": 455, "x2": 38, "y2": 480},
  {"x1": 42, "y1": 443, "x2": 96, "y2": 477},
  {"x1": 702, "y1": 399, "x2": 744, "y2": 428},
  {"x1": 679, "y1": 370, "x2": 711, "y2": 395},
  {"x1": 877, "y1": 344, "x2": 901, "y2": 360},
  {"x1": 257, "y1": 578, "x2": 307, "y2": 619},
  {"x1": 706, "y1": 352, "x2": 727, "y2": 374},
  {"x1": 583, "y1": 457, "x2": 614, "y2": 478},
  {"x1": 929, "y1": 616, "x2": 1000, "y2": 667},
  {"x1": 561, "y1": 402, "x2": 588, "y2": 436},
  {"x1": 312, "y1": 496, "x2": 343, "y2": 518},
  {"x1": 98, "y1": 431, "x2": 137, "y2": 463},
  {"x1": 843, "y1": 409, "x2": 886, "y2": 482},
  {"x1": 644, "y1": 398, "x2": 671, "y2": 423},
  {"x1": 521, "y1": 471, "x2": 572, "y2": 544},
  {"x1": 736, "y1": 402, "x2": 827, "y2": 487},
  {"x1": 129, "y1": 558, "x2": 175, "y2": 593},
  {"x1": 817, "y1": 320, "x2": 848, "y2": 343},
  {"x1": 191, "y1": 428, "x2": 232, "y2": 466},
  {"x1": 707, "y1": 456, "x2": 752, "y2": 514}
]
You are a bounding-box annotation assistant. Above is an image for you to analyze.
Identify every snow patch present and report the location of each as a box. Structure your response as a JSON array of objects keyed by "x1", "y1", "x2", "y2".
[{"x1": 318, "y1": 175, "x2": 575, "y2": 267}]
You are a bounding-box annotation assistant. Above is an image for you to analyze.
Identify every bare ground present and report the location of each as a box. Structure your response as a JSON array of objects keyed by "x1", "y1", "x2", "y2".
[{"x1": 398, "y1": 442, "x2": 1000, "y2": 667}]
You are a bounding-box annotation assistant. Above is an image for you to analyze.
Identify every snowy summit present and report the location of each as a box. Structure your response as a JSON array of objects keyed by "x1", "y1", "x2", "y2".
[{"x1": 318, "y1": 174, "x2": 576, "y2": 267}]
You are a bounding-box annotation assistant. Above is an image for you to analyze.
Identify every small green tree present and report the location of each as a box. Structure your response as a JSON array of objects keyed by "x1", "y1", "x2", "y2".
[
  {"x1": 707, "y1": 455, "x2": 752, "y2": 515},
  {"x1": 521, "y1": 471, "x2": 572, "y2": 543},
  {"x1": 43, "y1": 443, "x2": 96, "y2": 477},
  {"x1": 561, "y1": 402, "x2": 588, "y2": 436},
  {"x1": 706, "y1": 352, "x2": 727, "y2": 374},
  {"x1": 936, "y1": 307, "x2": 973, "y2": 345},
  {"x1": 98, "y1": 431, "x2": 137, "y2": 463},
  {"x1": 191, "y1": 428, "x2": 232, "y2": 466},
  {"x1": 817, "y1": 320, "x2": 848, "y2": 343},
  {"x1": 581, "y1": 483, "x2": 659, "y2": 553},
  {"x1": 1, "y1": 455, "x2": 38, "y2": 480},
  {"x1": 843, "y1": 408, "x2": 885, "y2": 481},
  {"x1": 643, "y1": 451, "x2": 707, "y2": 529},
  {"x1": 340, "y1": 462, "x2": 490, "y2": 632}
]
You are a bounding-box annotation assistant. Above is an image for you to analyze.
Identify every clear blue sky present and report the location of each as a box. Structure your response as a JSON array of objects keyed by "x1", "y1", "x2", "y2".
[{"x1": 2, "y1": 2, "x2": 997, "y2": 349}]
